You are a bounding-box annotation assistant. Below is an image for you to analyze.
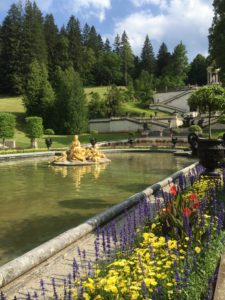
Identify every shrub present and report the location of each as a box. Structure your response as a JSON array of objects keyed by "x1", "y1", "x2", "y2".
[
  {"x1": 26, "y1": 116, "x2": 43, "y2": 148},
  {"x1": 0, "y1": 112, "x2": 16, "y2": 147},
  {"x1": 44, "y1": 128, "x2": 55, "y2": 135},
  {"x1": 188, "y1": 124, "x2": 203, "y2": 134}
]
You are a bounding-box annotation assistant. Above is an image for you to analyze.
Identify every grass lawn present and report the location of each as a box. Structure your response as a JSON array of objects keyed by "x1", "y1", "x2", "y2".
[
  {"x1": 0, "y1": 96, "x2": 24, "y2": 113},
  {"x1": 14, "y1": 132, "x2": 140, "y2": 149},
  {"x1": 84, "y1": 86, "x2": 126, "y2": 102},
  {"x1": 122, "y1": 101, "x2": 171, "y2": 117}
]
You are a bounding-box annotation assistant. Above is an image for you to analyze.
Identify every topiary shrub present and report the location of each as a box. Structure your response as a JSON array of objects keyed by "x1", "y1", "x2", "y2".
[
  {"x1": 188, "y1": 125, "x2": 203, "y2": 134},
  {"x1": 44, "y1": 128, "x2": 55, "y2": 135}
]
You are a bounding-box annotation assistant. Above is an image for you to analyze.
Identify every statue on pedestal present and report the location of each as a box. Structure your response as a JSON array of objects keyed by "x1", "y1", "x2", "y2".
[{"x1": 51, "y1": 135, "x2": 110, "y2": 166}]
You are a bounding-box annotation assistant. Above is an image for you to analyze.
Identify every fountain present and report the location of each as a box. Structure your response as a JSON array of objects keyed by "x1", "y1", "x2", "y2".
[{"x1": 51, "y1": 135, "x2": 111, "y2": 166}]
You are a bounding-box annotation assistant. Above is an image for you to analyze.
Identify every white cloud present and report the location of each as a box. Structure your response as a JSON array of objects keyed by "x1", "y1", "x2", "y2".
[
  {"x1": 131, "y1": 0, "x2": 168, "y2": 9},
  {"x1": 65, "y1": 0, "x2": 111, "y2": 22},
  {"x1": 115, "y1": 0, "x2": 213, "y2": 61}
]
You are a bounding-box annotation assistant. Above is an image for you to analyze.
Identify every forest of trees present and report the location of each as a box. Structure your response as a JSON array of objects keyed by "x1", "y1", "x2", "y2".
[{"x1": 0, "y1": 1, "x2": 209, "y2": 134}]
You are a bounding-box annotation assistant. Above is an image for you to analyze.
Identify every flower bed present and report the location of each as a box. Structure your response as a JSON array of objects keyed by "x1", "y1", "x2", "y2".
[
  {"x1": 1, "y1": 165, "x2": 225, "y2": 300},
  {"x1": 69, "y1": 168, "x2": 225, "y2": 300}
]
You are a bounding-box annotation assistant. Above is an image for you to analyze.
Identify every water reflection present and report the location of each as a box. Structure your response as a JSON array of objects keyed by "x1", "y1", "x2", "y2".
[{"x1": 49, "y1": 163, "x2": 109, "y2": 189}]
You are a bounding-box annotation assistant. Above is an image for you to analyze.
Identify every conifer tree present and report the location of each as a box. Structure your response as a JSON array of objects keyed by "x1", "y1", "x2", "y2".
[
  {"x1": 140, "y1": 35, "x2": 155, "y2": 75},
  {"x1": 66, "y1": 16, "x2": 83, "y2": 73},
  {"x1": 157, "y1": 42, "x2": 171, "y2": 76},
  {"x1": 82, "y1": 23, "x2": 91, "y2": 46},
  {"x1": 169, "y1": 42, "x2": 188, "y2": 83},
  {"x1": 113, "y1": 34, "x2": 121, "y2": 54},
  {"x1": 104, "y1": 38, "x2": 111, "y2": 52},
  {"x1": 23, "y1": 60, "x2": 55, "y2": 129},
  {"x1": 21, "y1": 1, "x2": 47, "y2": 78},
  {"x1": 54, "y1": 66, "x2": 87, "y2": 134},
  {"x1": 0, "y1": 3, "x2": 23, "y2": 94},
  {"x1": 54, "y1": 27, "x2": 70, "y2": 72},
  {"x1": 44, "y1": 14, "x2": 58, "y2": 82},
  {"x1": 120, "y1": 31, "x2": 134, "y2": 86},
  {"x1": 188, "y1": 54, "x2": 207, "y2": 86}
]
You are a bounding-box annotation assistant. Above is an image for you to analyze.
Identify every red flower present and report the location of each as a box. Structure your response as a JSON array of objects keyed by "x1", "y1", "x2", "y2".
[
  {"x1": 183, "y1": 207, "x2": 192, "y2": 217},
  {"x1": 189, "y1": 193, "x2": 197, "y2": 202},
  {"x1": 189, "y1": 193, "x2": 199, "y2": 209},
  {"x1": 170, "y1": 184, "x2": 177, "y2": 196}
]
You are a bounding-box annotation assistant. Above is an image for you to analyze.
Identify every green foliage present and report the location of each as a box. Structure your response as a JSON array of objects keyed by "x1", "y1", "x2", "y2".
[
  {"x1": 0, "y1": 3, "x2": 24, "y2": 94},
  {"x1": 209, "y1": 0, "x2": 225, "y2": 84},
  {"x1": 140, "y1": 35, "x2": 155, "y2": 75},
  {"x1": 188, "y1": 85, "x2": 225, "y2": 138},
  {"x1": 54, "y1": 66, "x2": 87, "y2": 134},
  {"x1": 23, "y1": 60, "x2": 55, "y2": 129},
  {"x1": 88, "y1": 92, "x2": 106, "y2": 119},
  {"x1": 0, "y1": 112, "x2": 16, "y2": 146},
  {"x1": 188, "y1": 125, "x2": 203, "y2": 134},
  {"x1": 120, "y1": 31, "x2": 134, "y2": 86},
  {"x1": 22, "y1": 1, "x2": 48, "y2": 75},
  {"x1": 134, "y1": 70, "x2": 154, "y2": 108},
  {"x1": 104, "y1": 86, "x2": 123, "y2": 117},
  {"x1": 44, "y1": 14, "x2": 58, "y2": 83},
  {"x1": 25, "y1": 116, "x2": 43, "y2": 140},
  {"x1": 44, "y1": 128, "x2": 55, "y2": 135},
  {"x1": 188, "y1": 54, "x2": 207, "y2": 86},
  {"x1": 156, "y1": 42, "x2": 171, "y2": 76},
  {"x1": 66, "y1": 16, "x2": 83, "y2": 73},
  {"x1": 170, "y1": 42, "x2": 189, "y2": 82}
]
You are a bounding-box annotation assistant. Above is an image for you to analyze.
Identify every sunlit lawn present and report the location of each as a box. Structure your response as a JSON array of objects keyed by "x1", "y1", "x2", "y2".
[{"x1": 122, "y1": 101, "x2": 171, "y2": 117}]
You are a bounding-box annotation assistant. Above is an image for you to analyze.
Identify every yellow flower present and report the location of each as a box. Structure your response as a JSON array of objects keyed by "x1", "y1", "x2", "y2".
[
  {"x1": 195, "y1": 246, "x2": 201, "y2": 254},
  {"x1": 93, "y1": 296, "x2": 102, "y2": 300},
  {"x1": 166, "y1": 283, "x2": 173, "y2": 287},
  {"x1": 151, "y1": 223, "x2": 156, "y2": 229},
  {"x1": 83, "y1": 278, "x2": 95, "y2": 292},
  {"x1": 168, "y1": 240, "x2": 177, "y2": 250},
  {"x1": 83, "y1": 293, "x2": 90, "y2": 300},
  {"x1": 131, "y1": 291, "x2": 140, "y2": 300},
  {"x1": 144, "y1": 278, "x2": 157, "y2": 286}
]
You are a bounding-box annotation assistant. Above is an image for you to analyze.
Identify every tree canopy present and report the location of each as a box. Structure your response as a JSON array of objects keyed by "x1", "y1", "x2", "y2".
[{"x1": 188, "y1": 85, "x2": 225, "y2": 138}]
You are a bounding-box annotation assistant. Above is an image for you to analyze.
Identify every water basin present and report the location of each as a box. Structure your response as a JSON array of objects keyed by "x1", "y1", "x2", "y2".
[{"x1": 0, "y1": 152, "x2": 195, "y2": 266}]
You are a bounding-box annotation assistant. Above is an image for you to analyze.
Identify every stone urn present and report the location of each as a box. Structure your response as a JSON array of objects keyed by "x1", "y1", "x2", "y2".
[{"x1": 188, "y1": 133, "x2": 225, "y2": 176}]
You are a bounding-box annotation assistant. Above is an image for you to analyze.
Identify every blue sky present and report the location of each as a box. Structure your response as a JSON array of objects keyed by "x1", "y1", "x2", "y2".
[{"x1": 0, "y1": 0, "x2": 214, "y2": 61}]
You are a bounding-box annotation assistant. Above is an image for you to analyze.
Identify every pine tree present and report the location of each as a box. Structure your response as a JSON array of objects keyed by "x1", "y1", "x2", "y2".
[
  {"x1": 188, "y1": 54, "x2": 207, "y2": 86},
  {"x1": 23, "y1": 60, "x2": 55, "y2": 129},
  {"x1": 140, "y1": 35, "x2": 155, "y2": 75},
  {"x1": 0, "y1": 3, "x2": 24, "y2": 94},
  {"x1": 157, "y1": 42, "x2": 171, "y2": 76},
  {"x1": 21, "y1": 1, "x2": 48, "y2": 78},
  {"x1": 54, "y1": 27, "x2": 71, "y2": 72},
  {"x1": 66, "y1": 16, "x2": 83, "y2": 73},
  {"x1": 82, "y1": 23, "x2": 91, "y2": 46},
  {"x1": 169, "y1": 42, "x2": 189, "y2": 83},
  {"x1": 104, "y1": 38, "x2": 111, "y2": 52},
  {"x1": 120, "y1": 31, "x2": 134, "y2": 86},
  {"x1": 44, "y1": 14, "x2": 58, "y2": 82},
  {"x1": 209, "y1": 0, "x2": 225, "y2": 82},
  {"x1": 113, "y1": 34, "x2": 121, "y2": 54},
  {"x1": 54, "y1": 66, "x2": 87, "y2": 134},
  {"x1": 86, "y1": 26, "x2": 101, "y2": 55}
]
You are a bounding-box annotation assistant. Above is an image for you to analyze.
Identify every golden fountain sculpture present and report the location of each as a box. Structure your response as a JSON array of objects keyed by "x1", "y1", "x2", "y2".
[{"x1": 51, "y1": 135, "x2": 111, "y2": 166}]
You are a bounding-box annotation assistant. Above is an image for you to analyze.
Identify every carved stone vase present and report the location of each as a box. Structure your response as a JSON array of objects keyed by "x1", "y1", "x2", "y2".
[{"x1": 188, "y1": 133, "x2": 225, "y2": 176}]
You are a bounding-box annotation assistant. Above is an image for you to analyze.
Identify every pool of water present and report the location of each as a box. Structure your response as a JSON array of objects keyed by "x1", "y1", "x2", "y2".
[{"x1": 0, "y1": 152, "x2": 195, "y2": 266}]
